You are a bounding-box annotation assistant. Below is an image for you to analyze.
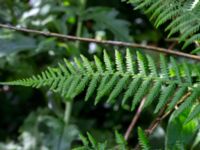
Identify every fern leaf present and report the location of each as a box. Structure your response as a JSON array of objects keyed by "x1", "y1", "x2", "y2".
[
  {"x1": 115, "y1": 50, "x2": 125, "y2": 73},
  {"x1": 126, "y1": 48, "x2": 135, "y2": 74},
  {"x1": 64, "y1": 59, "x2": 76, "y2": 74},
  {"x1": 183, "y1": 34, "x2": 200, "y2": 49},
  {"x1": 183, "y1": 62, "x2": 192, "y2": 85},
  {"x1": 74, "y1": 57, "x2": 85, "y2": 73},
  {"x1": 2, "y1": 50, "x2": 199, "y2": 120},
  {"x1": 166, "y1": 86, "x2": 187, "y2": 112},
  {"x1": 154, "y1": 83, "x2": 176, "y2": 113},
  {"x1": 94, "y1": 55, "x2": 104, "y2": 73},
  {"x1": 160, "y1": 54, "x2": 169, "y2": 79},
  {"x1": 95, "y1": 73, "x2": 119, "y2": 104},
  {"x1": 66, "y1": 75, "x2": 81, "y2": 99},
  {"x1": 138, "y1": 127, "x2": 150, "y2": 150},
  {"x1": 87, "y1": 132, "x2": 97, "y2": 148},
  {"x1": 137, "y1": 51, "x2": 148, "y2": 76},
  {"x1": 147, "y1": 55, "x2": 158, "y2": 76},
  {"x1": 85, "y1": 74, "x2": 99, "y2": 101},
  {"x1": 122, "y1": 77, "x2": 142, "y2": 105},
  {"x1": 61, "y1": 76, "x2": 73, "y2": 97},
  {"x1": 184, "y1": 105, "x2": 200, "y2": 124},
  {"x1": 72, "y1": 76, "x2": 89, "y2": 98},
  {"x1": 143, "y1": 80, "x2": 162, "y2": 109},
  {"x1": 170, "y1": 57, "x2": 182, "y2": 83},
  {"x1": 173, "y1": 89, "x2": 200, "y2": 119},
  {"x1": 58, "y1": 63, "x2": 70, "y2": 76},
  {"x1": 81, "y1": 55, "x2": 94, "y2": 73},
  {"x1": 107, "y1": 76, "x2": 129, "y2": 103},
  {"x1": 103, "y1": 50, "x2": 113, "y2": 73},
  {"x1": 132, "y1": 78, "x2": 152, "y2": 111}
]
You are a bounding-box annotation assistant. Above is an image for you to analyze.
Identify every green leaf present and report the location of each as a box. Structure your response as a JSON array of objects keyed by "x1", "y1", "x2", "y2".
[{"x1": 138, "y1": 127, "x2": 150, "y2": 150}]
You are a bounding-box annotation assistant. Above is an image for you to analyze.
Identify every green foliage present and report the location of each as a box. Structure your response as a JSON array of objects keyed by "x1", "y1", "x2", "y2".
[
  {"x1": 2, "y1": 49, "x2": 200, "y2": 122},
  {"x1": 138, "y1": 127, "x2": 150, "y2": 150},
  {"x1": 127, "y1": 0, "x2": 200, "y2": 52},
  {"x1": 81, "y1": 7, "x2": 131, "y2": 41},
  {"x1": 73, "y1": 131, "x2": 127, "y2": 150},
  {"x1": 166, "y1": 109, "x2": 199, "y2": 150},
  {"x1": 0, "y1": 108, "x2": 79, "y2": 150}
]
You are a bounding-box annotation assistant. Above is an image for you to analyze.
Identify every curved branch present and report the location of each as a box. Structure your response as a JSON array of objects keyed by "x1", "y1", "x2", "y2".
[{"x1": 0, "y1": 23, "x2": 200, "y2": 61}]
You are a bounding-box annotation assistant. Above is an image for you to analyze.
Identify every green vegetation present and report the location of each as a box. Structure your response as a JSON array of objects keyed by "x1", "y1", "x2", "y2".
[{"x1": 0, "y1": 0, "x2": 200, "y2": 149}]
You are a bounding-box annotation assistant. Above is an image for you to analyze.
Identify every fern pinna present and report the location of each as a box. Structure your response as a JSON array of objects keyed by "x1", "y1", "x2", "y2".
[
  {"x1": 2, "y1": 49, "x2": 200, "y2": 123},
  {"x1": 127, "y1": 0, "x2": 200, "y2": 52}
]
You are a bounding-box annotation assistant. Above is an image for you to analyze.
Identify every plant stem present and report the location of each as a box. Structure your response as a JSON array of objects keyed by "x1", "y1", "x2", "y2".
[
  {"x1": 64, "y1": 101, "x2": 72, "y2": 124},
  {"x1": 134, "y1": 92, "x2": 191, "y2": 149},
  {"x1": 0, "y1": 23, "x2": 200, "y2": 61},
  {"x1": 124, "y1": 97, "x2": 146, "y2": 141}
]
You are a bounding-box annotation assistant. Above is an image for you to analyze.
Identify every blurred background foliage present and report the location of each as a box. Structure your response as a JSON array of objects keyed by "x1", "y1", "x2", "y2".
[{"x1": 1, "y1": 0, "x2": 198, "y2": 149}]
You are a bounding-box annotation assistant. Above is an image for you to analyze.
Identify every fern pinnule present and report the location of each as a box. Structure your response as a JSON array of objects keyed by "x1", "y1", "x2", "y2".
[
  {"x1": 122, "y1": 77, "x2": 142, "y2": 105},
  {"x1": 94, "y1": 55, "x2": 104, "y2": 73},
  {"x1": 115, "y1": 50, "x2": 125, "y2": 73},
  {"x1": 179, "y1": 24, "x2": 200, "y2": 42},
  {"x1": 103, "y1": 50, "x2": 113, "y2": 73},
  {"x1": 170, "y1": 57, "x2": 182, "y2": 83},
  {"x1": 137, "y1": 51, "x2": 148, "y2": 76},
  {"x1": 74, "y1": 57, "x2": 84, "y2": 73},
  {"x1": 145, "y1": 0, "x2": 161, "y2": 14},
  {"x1": 143, "y1": 80, "x2": 162, "y2": 109},
  {"x1": 184, "y1": 105, "x2": 200, "y2": 124},
  {"x1": 64, "y1": 58, "x2": 76, "y2": 74},
  {"x1": 107, "y1": 76, "x2": 129, "y2": 103},
  {"x1": 132, "y1": 78, "x2": 152, "y2": 110},
  {"x1": 183, "y1": 63, "x2": 192, "y2": 85},
  {"x1": 160, "y1": 54, "x2": 169, "y2": 79},
  {"x1": 150, "y1": 3, "x2": 166, "y2": 21},
  {"x1": 85, "y1": 74, "x2": 99, "y2": 101},
  {"x1": 80, "y1": 55, "x2": 94, "y2": 73},
  {"x1": 138, "y1": 127, "x2": 150, "y2": 150},
  {"x1": 126, "y1": 49, "x2": 135, "y2": 74},
  {"x1": 95, "y1": 74, "x2": 119, "y2": 104},
  {"x1": 183, "y1": 34, "x2": 200, "y2": 49},
  {"x1": 154, "y1": 83, "x2": 176, "y2": 113},
  {"x1": 173, "y1": 89, "x2": 200, "y2": 119},
  {"x1": 166, "y1": 86, "x2": 187, "y2": 112},
  {"x1": 147, "y1": 55, "x2": 158, "y2": 76}
]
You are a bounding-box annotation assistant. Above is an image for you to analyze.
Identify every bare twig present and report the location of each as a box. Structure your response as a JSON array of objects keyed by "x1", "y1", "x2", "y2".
[
  {"x1": 124, "y1": 97, "x2": 146, "y2": 140},
  {"x1": 146, "y1": 92, "x2": 191, "y2": 136},
  {"x1": 134, "y1": 92, "x2": 191, "y2": 149},
  {"x1": 1, "y1": 23, "x2": 200, "y2": 61}
]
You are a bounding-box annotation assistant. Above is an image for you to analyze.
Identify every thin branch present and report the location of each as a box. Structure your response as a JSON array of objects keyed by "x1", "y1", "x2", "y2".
[
  {"x1": 124, "y1": 97, "x2": 146, "y2": 140},
  {"x1": 134, "y1": 92, "x2": 191, "y2": 149},
  {"x1": 146, "y1": 92, "x2": 191, "y2": 136},
  {"x1": 1, "y1": 23, "x2": 200, "y2": 61}
]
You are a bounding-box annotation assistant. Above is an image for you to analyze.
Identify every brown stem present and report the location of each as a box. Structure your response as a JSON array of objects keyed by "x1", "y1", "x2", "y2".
[
  {"x1": 124, "y1": 97, "x2": 146, "y2": 141},
  {"x1": 134, "y1": 92, "x2": 191, "y2": 149},
  {"x1": 0, "y1": 24, "x2": 200, "y2": 61}
]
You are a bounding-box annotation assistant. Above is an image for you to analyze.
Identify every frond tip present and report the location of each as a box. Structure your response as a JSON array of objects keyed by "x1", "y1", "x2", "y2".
[{"x1": 2, "y1": 49, "x2": 200, "y2": 122}]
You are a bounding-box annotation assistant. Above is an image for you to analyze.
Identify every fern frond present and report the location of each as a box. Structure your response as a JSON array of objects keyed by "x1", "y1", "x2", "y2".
[
  {"x1": 173, "y1": 88, "x2": 200, "y2": 119},
  {"x1": 126, "y1": 49, "x2": 135, "y2": 74},
  {"x1": 132, "y1": 78, "x2": 152, "y2": 110},
  {"x1": 137, "y1": 51, "x2": 148, "y2": 76},
  {"x1": 2, "y1": 50, "x2": 200, "y2": 122},
  {"x1": 143, "y1": 80, "x2": 162, "y2": 109},
  {"x1": 138, "y1": 127, "x2": 150, "y2": 150},
  {"x1": 128, "y1": 0, "x2": 200, "y2": 50},
  {"x1": 73, "y1": 131, "x2": 127, "y2": 150},
  {"x1": 103, "y1": 50, "x2": 113, "y2": 73},
  {"x1": 154, "y1": 83, "x2": 176, "y2": 113}
]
